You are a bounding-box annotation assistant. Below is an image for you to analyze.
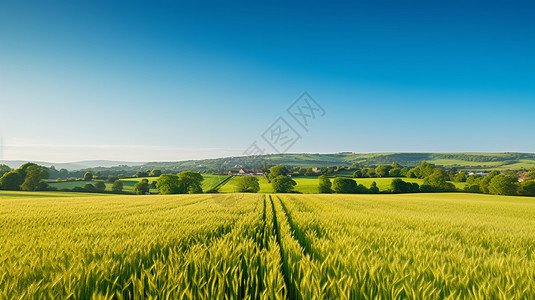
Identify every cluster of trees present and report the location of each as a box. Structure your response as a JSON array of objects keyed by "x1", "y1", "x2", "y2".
[
  {"x1": 0, "y1": 163, "x2": 50, "y2": 191},
  {"x1": 464, "y1": 171, "x2": 535, "y2": 196},
  {"x1": 317, "y1": 176, "x2": 379, "y2": 194},
  {"x1": 48, "y1": 167, "x2": 165, "y2": 181},
  {"x1": 269, "y1": 165, "x2": 297, "y2": 193},
  {"x1": 155, "y1": 171, "x2": 204, "y2": 195},
  {"x1": 235, "y1": 176, "x2": 260, "y2": 193}
]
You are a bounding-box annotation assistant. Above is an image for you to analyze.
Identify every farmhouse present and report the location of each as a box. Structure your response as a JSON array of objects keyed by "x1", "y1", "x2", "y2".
[{"x1": 237, "y1": 168, "x2": 264, "y2": 175}]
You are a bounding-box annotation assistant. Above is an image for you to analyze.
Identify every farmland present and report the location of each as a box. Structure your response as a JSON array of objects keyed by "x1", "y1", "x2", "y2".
[
  {"x1": 1, "y1": 192, "x2": 533, "y2": 298},
  {"x1": 48, "y1": 174, "x2": 225, "y2": 194},
  {"x1": 219, "y1": 176, "x2": 465, "y2": 193}
]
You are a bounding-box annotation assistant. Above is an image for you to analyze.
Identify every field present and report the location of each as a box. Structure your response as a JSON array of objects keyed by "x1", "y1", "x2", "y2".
[
  {"x1": 1, "y1": 192, "x2": 533, "y2": 298},
  {"x1": 48, "y1": 175, "x2": 225, "y2": 193},
  {"x1": 219, "y1": 176, "x2": 465, "y2": 193}
]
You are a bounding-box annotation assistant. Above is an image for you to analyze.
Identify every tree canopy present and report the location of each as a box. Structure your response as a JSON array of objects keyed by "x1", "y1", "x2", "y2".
[
  {"x1": 236, "y1": 176, "x2": 260, "y2": 193},
  {"x1": 271, "y1": 175, "x2": 296, "y2": 193},
  {"x1": 318, "y1": 175, "x2": 332, "y2": 193}
]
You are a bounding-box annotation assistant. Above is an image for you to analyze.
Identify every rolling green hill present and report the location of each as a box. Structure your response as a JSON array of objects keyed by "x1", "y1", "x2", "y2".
[{"x1": 137, "y1": 152, "x2": 535, "y2": 172}]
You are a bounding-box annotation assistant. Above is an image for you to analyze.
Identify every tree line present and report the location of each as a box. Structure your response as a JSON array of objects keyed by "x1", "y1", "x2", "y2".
[{"x1": 0, "y1": 163, "x2": 51, "y2": 191}]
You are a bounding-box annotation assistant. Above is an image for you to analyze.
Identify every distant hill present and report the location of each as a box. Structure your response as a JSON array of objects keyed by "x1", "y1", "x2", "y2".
[
  {"x1": 0, "y1": 160, "x2": 146, "y2": 171},
  {"x1": 136, "y1": 152, "x2": 535, "y2": 172},
  {"x1": 3, "y1": 153, "x2": 535, "y2": 173}
]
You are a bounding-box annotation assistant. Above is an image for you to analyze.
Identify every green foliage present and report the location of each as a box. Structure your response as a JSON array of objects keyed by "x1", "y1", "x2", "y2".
[
  {"x1": 454, "y1": 171, "x2": 467, "y2": 182},
  {"x1": 318, "y1": 175, "x2": 332, "y2": 193},
  {"x1": 149, "y1": 169, "x2": 162, "y2": 177},
  {"x1": 423, "y1": 169, "x2": 455, "y2": 191},
  {"x1": 269, "y1": 165, "x2": 289, "y2": 180},
  {"x1": 236, "y1": 176, "x2": 260, "y2": 193},
  {"x1": 488, "y1": 175, "x2": 518, "y2": 196},
  {"x1": 0, "y1": 164, "x2": 11, "y2": 178},
  {"x1": 519, "y1": 180, "x2": 535, "y2": 196},
  {"x1": 374, "y1": 165, "x2": 392, "y2": 177},
  {"x1": 111, "y1": 180, "x2": 124, "y2": 192},
  {"x1": 156, "y1": 174, "x2": 184, "y2": 194},
  {"x1": 177, "y1": 171, "x2": 204, "y2": 194},
  {"x1": 464, "y1": 184, "x2": 481, "y2": 193},
  {"x1": 0, "y1": 171, "x2": 23, "y2": 190},
  {"x1": 107, "y1": 175, "x2": 119, "y2": 183},
  {"x1": 388, "y1": 167, "x2": 401, "y2": 177},
  {"x1": 134, "y1": 171, "x2": 149, "y2": 178},
  {"x1": 479, "y1": 171, "x2": 500, "y2": 193},
  {"x1": 332, "y1": 177, "x2": 358, "y2": 194},
  {"x1": 83, "y1": 172, "x2": 93, "y2": 181},
  {"x1": 134, "y1": 179, "x2": 150, "y2": 195},
  {"x1": 94, "y1": 181, "x2": 106, "y2": 192},
  {"x1": 83, "y1": 183, "x2": 96, "y2": 192},
  {"x1": 271, "y1": 175, "x2": 296, "y2": 193},
  {"x1": 391, "y1": 178, "x2": 420, "y2": 193},
  {"x1": 369, "y1": 181, "x2": 379, "y2": 194},
  {"x1": 20, "y1": 165, "x2": 49, "y2": 191}
]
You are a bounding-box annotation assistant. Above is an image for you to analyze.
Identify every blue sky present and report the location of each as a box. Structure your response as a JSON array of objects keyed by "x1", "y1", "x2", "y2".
[{"x1": 0, "y1": 0, "x2": 534, "y2": 162}]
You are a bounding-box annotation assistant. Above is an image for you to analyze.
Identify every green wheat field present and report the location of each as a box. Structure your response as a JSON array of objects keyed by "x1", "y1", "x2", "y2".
[{"x1": 1, "y1": 192, "x2": 534, "y2": 299}]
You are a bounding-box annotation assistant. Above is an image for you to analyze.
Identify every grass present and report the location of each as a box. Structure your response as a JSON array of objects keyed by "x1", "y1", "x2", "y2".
[
  {"x1": 1, "y1": 192, "x2": 533, "y2": 298},
  {"x1": 218, "y1": 176, "x2": 465, "y2": 193},
  {"x1": 48, "y1": 174, "x2": 225, "y2": 194}
]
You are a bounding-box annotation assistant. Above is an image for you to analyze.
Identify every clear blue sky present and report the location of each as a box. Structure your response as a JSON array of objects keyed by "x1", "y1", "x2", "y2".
[{"x1": 1, "y1": 0, "x2": 534, "y2": 162}]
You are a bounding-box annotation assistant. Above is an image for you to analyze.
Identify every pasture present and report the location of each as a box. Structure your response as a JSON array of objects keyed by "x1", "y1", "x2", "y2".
[
  {"x1": 1, "y1": 192, "x2": 533, "y2": 298},
  {"x1": 48, "y1": 174, "x2": 225, "y2": 193},
  {"x1": 218, "y1": 176, "x2": 465, "y2": 193}
]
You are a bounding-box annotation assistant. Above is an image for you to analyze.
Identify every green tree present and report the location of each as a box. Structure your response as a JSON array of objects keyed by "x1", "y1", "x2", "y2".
[
  {"x1": 0, "y1": 171, "x2": 23, "y2": 190},
  {"x1": 375, "y1": 165, "x2": 392, "y2": 177},
  {"x1": 479, "y1": 171, "x2": 500, "y2": 193},
  {"x1": 519, "y1": 180, "x2": 535, "y2": 196},
  {"x1": 391, "y1": 178, "x2": 419, "y2": 193},
  {"x1": 94, "y1": 181, "x2": 106, "y2": 192},
  {"x1": 271, "y1": 175, "x2": 296, "y2": 193},
  {"x1": 488, "y1": 175, "x2": 518, "y2": 196},
  {"x1": 112, "y1": 180, "x2": 124, "y2": 192},
  {"x1": 83, "y1": 172, "x2": 93, "y2": 181},
  {"x1": 149, "y1": 169, "x2": 162, "y2": 177},
  {"x1": 156, "y1": 174, "x2": 185, "y2": 194},
  {"x1": 318, "y1": 175, "x2": 332, "y2": 193},
  {"x1": 388, "y1": 168, "x2": 402, "y2": 177},
  {"x1": 369, "y1": 181, "x2": 379, "y2": 194},
  {"x1": 83, "y1": 183, "x2": 96, "y2": 192},
  {"x1": 454, "y1": 172, "x2": 467, "y2": 182},
  {"x1": 236, "y1": 176, "x2": 260, "y2": 193},
  {"x1": 332, "y1": 177, "x2": 358, "y2": 194},
  {"x1": 134, "y1": 179, "x2": 150, "y2": 195},
  {"x1": 21, "y1": 165, "x2": 49, "y2": 191},
  {"x1": 269, "y1": 165, "x2": 289, "y2": 180},
  {"x1": 352, "y1": 170, "x2": 362, "y2": 178},
  {"x1": 0, "y1": 164, "x2": 11, "y2": 178},
  {"x1": 177, "y1": 171, "x2": 204, "y2": 193},
  {"x1": 107, "y1": 175, "x2": 119, "y2": 183},
  {"x1": 424, "y1": 169, "x2": 454, "y2": 191},
  {"x1": 134, "y1": 171, "x2": 149, "y2": 178},
  {"x1": 17, "y1": 162, "x2": 37, "y2": 178}
]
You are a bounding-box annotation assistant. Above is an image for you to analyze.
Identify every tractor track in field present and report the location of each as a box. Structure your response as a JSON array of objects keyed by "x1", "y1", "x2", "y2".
[
  {"x1": 269, "y1": 195, "x2": 292, "y2": 300},
  {"x1": 275, "y1": 195, "x2": 318, "y2": 260}
]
